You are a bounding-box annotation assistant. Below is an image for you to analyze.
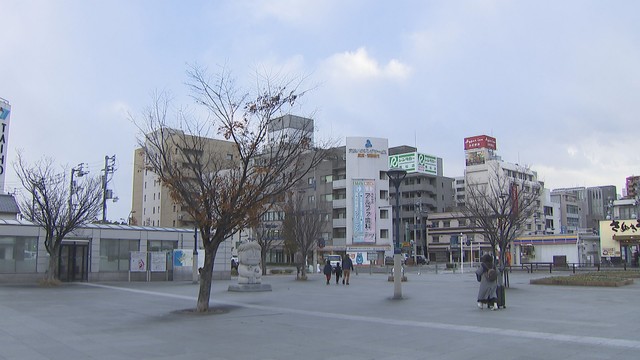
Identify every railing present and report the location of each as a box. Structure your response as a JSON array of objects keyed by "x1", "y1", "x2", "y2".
[{"x1": 512, "y1": 262, "x2": 638, "y2": 274}]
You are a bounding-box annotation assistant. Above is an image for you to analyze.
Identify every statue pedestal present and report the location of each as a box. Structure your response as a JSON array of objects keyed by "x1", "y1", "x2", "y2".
[{"x1": 228, "y1": 283, "x2": 272, "y2": 292}]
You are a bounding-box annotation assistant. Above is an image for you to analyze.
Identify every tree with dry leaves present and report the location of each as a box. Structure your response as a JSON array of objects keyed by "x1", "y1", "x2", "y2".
[
  {"x1": 13, "y1": 154, "x2": 103, "y2": 284},
  {"x1": 135, "y1": 66, "x2": 330, "y2": 312},
  {"x1": 462, "y1": 163, "x2": 541, "y2": 270}
]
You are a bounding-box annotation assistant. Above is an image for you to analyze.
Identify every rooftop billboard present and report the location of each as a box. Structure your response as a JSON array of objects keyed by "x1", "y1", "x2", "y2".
[
  {"x1": 464, "y1": 135, "x2": 496, "y2": 151},
  {"x1": 388, "y1": 152, "x2": 437, "y2": 175}
]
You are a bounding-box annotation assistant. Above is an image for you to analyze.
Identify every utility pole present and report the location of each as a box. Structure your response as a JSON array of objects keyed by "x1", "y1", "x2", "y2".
[
  {"x1": 101, "y1": 155, "x2": 116, "y2": 222},
  {"x1": 69, "y1": 163, "x2": 88, "y2": 220}
]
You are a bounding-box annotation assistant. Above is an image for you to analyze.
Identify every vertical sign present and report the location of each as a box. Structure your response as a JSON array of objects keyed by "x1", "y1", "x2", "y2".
[
  {"x1": 353, "y1": 179, "x2": 376, "y2": 243},
  {"x1": 0, "y1": 98, "x2": 11, "y2": 193}
]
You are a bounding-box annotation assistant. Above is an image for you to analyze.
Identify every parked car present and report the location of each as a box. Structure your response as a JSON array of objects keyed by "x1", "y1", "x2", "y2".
[
  {"x1": 384, "y1": 255, "x2": 405, "y2": 265},
  {"x1": 325, "y1": 254, "x2": 342, "y2": 269}
]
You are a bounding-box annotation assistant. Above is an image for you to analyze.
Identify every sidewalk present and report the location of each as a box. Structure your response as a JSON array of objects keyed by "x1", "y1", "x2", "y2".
[{"x1": 1, "y1": 270, "x2": 639, "y2": 359}]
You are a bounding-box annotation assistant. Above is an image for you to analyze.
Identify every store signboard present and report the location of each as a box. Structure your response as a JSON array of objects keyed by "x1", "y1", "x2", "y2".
[{"x1": 388, "y1": 152, "x2": 437, "y2": 175}]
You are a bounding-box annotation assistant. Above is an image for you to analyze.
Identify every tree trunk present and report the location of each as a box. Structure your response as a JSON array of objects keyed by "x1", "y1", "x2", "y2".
[
  {"x1": 196, "y1": 245, "x2": 217, "y2": 312},
  {"x1": 45, "y1": 243, "x2": 60, "y2": 282},
  {"x1": 261, "y1": 253, "x2": 267, "y2": 275}
]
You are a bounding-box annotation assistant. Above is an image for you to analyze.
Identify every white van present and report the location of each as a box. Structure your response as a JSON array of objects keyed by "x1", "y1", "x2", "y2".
[{"x1": 325, "y1": 255, "x2": 342, "y2": 269}]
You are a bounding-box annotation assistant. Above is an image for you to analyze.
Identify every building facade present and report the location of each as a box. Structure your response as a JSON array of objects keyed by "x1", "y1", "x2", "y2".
[{"x1": 0, "y1": 219, "x2": 232, "y2": 283}]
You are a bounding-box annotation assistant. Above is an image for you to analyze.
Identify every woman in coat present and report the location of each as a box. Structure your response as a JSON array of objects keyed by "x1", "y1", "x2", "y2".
[
  {"x1": 323, "y1": 260, "x2": 333, "y2": 285},
  {"x1": 475, "y1": 253, "x2": 498, "y2": 310}
]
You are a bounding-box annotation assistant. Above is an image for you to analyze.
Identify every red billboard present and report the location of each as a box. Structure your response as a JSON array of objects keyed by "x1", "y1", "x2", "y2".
[{"x1": 464, "y1": 135, "x2": 496, "y2": 151}]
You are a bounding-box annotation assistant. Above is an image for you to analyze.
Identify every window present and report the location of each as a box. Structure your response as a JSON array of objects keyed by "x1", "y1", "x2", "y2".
[
  {"x1": 148, "y1": 240, "x2": 177, "y2": 252},
  {"x1": 380, "y1": 229, "x2": 389, "y2": 239},
  {"x1": 443, "y1": 220, "x2": 450, "y2": 228},
  {"x1": 0, "y1": 236, "x2": 38, "y2": 273},
  {"x1": 322, "y1": 194, "x2": 333, "y2": 202},
  {"x1": 567, "y1": 205, "x2": 579, "y2": 214},
  {"x1": 308, "y1": 177, "x2": 315, "y2": 185},
  {"x1": 380, "y1": 209, "x2": 389, "y2": 219},
  {"x1": 100, "y1": 239, "x2": 139, "y2": 271},
  {"x1": 226, "y1": 154, "x2": 233, "y2": 161},
  {"x1": 308, "y1": 195, "x2": 315, "y2": 203},
  {"x1": 432, "y1": 235, "x2": 440, "y2": 243}
]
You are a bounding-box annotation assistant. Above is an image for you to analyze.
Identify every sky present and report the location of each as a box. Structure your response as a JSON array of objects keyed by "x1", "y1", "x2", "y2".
[{"x1": 2, "y1": 0, "x2": 639, "y2": 222}]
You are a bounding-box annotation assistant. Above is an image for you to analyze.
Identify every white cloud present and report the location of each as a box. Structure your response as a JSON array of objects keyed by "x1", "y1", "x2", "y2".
[{"x1": 320, "y1": 47, "x2": 412, "y2": 82}]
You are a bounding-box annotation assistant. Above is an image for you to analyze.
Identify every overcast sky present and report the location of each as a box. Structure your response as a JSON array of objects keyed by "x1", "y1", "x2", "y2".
[{"x1": 2, "y1": 0, "x2": 639, "y2": 222}]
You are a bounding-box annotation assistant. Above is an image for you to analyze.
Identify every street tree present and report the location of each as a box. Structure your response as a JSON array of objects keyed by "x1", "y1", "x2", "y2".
[
  {"x1": 462, "y1": 163, "x2": 540, "y2": 269},
  {"x1": 253, "y1": 211, "x2": 283, "y2": 276},
  {"x1": 282, "y1": 189, "x2": 329, "y2": 280},
  {"x1": 135, "y1": 66, "x2": 330, "y2": 312},
  {"x1": 13, "y1": 154, "x2": 103, "y2": 284}
]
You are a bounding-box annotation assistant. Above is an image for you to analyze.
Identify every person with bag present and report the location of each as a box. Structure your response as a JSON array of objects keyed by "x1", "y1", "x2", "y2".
[{"x1": 475, "y1": 253, "x2": 498, "y2": 310}]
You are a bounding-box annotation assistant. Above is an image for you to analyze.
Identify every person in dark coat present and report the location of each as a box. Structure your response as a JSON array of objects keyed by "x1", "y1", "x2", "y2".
[
  {"x1": 334, "y1": 262, "x2": 342, "y2": 285},
  {"x1": 475, "y1": 253, "x2": 498, "y2": 310},
  {"x1": 323, "y1": 259, "x2": 333, "y2": 285},
  {"x1": 342, "y1": 255, "x2": 354, "y2": 285}
]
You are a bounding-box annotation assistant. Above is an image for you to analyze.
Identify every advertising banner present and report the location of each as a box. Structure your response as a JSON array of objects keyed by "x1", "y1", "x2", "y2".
[
  {"x1": 388, "y1": 152, "x2": 437, "y2": 175},
  {"x1": 0, "y1": 99, "x2": 11, "y2": 192},
  {"x1": 130, "y1": 251, "x2": 147, "y2": 272},
  {"x1": 150, "y1": 252, "x2": 167, "y2": 272},
  {"x1": 464, "y1": 135, "x2": 496, "y2": 150},
  {"x1": 353, "y1": 179, "x2": 376, "y2": 243}
]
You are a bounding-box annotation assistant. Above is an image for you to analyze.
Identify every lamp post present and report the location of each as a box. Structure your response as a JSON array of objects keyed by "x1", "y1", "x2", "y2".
[
  {"x1": 386, "y1": 167, "x2": 407, "y2": 300},
  {"x1": 192, "y1": 227, "x2": 199, "y2": 284},
  {"x1": 460, "y1": 233, "x2": 464, "y2": 274}
]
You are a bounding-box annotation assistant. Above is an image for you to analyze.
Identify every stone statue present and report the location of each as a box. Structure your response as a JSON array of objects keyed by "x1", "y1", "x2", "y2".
[{"x1": 237, "y1": 241, "x2": 262, "y2": 284}]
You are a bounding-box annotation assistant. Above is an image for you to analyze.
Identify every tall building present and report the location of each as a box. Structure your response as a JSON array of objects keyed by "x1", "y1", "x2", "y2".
[
  {"x1": 550, "y1": 185, "x2": 617, "y2": 233},
  {"x1": 387, "y1": 145, "x2": 455, "y2": 258},
  {"x1": 624, "y1": 176, "x2": 639, "y2": 200},
  {"x1": 317, "y1": 137, "x2": 392, "y2": 263}
]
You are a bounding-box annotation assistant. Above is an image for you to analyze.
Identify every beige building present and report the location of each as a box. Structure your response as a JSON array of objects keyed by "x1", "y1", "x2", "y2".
[{"x1": 130, "y1": 129, "x2": 239, "y2": 228}]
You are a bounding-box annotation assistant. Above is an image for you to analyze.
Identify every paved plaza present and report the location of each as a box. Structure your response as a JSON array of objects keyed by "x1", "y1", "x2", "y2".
[{"x1": 1, "y1": 269, "x2": 639, "y2": 360}]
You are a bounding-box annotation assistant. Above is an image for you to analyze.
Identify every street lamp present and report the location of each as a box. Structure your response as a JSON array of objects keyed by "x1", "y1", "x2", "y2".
[
  {"x1": 386, "y1": 167, "x2": 407, "y2": 300},
  {"x1": 192, "y1": 227, "x2": 199, "y2": 284}
]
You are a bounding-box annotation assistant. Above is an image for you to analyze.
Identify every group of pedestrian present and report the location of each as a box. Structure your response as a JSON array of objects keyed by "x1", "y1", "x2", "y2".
[{"x1": 322, "y1": 255, "x2": 354, "y2": 285}]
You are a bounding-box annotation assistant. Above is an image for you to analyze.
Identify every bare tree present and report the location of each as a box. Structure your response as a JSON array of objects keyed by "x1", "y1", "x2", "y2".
[
  {"x1": 13, "y1": 154, "x2": 103, "y2": 283},
  {"x1": 134, "y1": 66, "x2": 330, "y2": 312},
  {"x1": 282, "y1": 189, "x2": 329, "y2": 280},
  {"x1": 462, "y1": 163, "x2": 540, "y2": 270},
  {"x1": 253, "y1": 214, "x2": 283, "y2": 276}
]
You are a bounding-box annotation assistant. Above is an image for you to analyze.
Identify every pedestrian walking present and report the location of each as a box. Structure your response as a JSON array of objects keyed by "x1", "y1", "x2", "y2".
[
  {"x1": 323, "y1": 259, "x2": 333, "y2": 285},
  {"x1": 342, "y1": 255, "x2": 354, "y2": 285},
  {"x1": 334, "y1": 262, "x2": 342, "y2": 285},
  {"x1": 475, "y1": 253, "x2": 498, "y2": 310}
]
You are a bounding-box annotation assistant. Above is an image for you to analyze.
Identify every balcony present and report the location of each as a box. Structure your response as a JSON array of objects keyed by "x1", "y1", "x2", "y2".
[
  {"x1": 333, "y1": 218, "x2": 347, "y2": 227},
  {"x1": 333, "y1": 179, "x2": 347, "y2": 189},
  {"x1": 333, "y1": 199, "x2": 347, "y2": 208}
]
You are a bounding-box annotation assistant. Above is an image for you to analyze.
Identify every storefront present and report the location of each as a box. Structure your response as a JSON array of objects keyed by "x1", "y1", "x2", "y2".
[{"x1": 599, "y1": 219, "x2": 640, "y2": 266}]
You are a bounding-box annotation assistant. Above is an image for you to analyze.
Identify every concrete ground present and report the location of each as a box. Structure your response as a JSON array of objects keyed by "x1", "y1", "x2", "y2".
[{"x1": 1, "y1": 268, "x2": 639, "y2": 360}]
